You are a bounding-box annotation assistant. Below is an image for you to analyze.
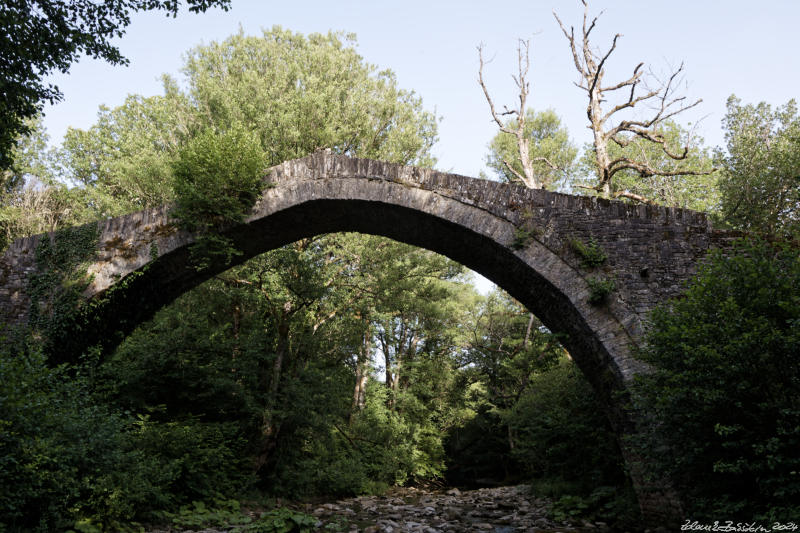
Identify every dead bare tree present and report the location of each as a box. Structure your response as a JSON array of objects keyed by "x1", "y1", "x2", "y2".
[
  {"x1": 478, "y1": 39, "x2": 567, "y2": 190},
  {"x1": 553, "y1": 0, "x2": 713, "y2": 202}
]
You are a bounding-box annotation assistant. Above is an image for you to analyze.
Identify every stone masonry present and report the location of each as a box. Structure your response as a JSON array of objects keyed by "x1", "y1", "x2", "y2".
[{"x1": 0, "y1": 152, "x2": 742, "y2": 525}]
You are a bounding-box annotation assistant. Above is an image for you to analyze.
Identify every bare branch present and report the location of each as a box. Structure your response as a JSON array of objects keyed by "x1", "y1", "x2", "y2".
[
  {"x1": 588, "y1": 33, "x2": 620, "y2": 98},
  {"x1": 607, "y1": 156, "x2": 715, "y2": 181},
  {"x1": 612, "y1": 190, "x2": 657, "y2": 204},
  {"x1": 553, "y1": 10, "x2": 588, "y2": 78},
  {"x1": 601, "y1": 62, "x2": 644, "y2": 92},
  {"x1": 478, "y1": 44, "x2": 515, "y2": 133},
  {"x1": 553, "y1": 1, "x2": 708, "y2": 202},
  {"x1": 608, "y1": 97, "x2": 702, "y2": 139},
  {"x1": 601, "y1": 87, "x2": 661, "y2": 125},
  {"x1": 502, "y1": 159, "x2": 528, "y2": 184}
]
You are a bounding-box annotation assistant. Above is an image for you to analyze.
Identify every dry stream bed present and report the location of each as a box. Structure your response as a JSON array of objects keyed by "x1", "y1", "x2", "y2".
[{"x1": 158, "y1": 485, "x2": 613, "y2": 532}]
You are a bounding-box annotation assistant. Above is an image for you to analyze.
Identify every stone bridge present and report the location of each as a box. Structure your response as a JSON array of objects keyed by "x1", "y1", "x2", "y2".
[{"x1": 0, "y1": 152, "x2": 740, "y2": 523}]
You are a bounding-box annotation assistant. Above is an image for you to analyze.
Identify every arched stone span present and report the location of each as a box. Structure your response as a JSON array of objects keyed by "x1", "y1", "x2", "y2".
[{"x1": 0, "y1": 152, "x2": 740, "y2": 523}]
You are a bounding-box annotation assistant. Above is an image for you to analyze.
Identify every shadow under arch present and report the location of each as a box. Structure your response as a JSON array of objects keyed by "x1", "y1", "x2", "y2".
[{"x1": 64, "y1": 197, "x2": 635, "y2": 425}]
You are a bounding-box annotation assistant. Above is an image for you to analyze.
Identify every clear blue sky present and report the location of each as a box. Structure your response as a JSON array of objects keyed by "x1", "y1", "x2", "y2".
[{"x1": 42, "y1": 0, "x2": 800, "y2": 179}]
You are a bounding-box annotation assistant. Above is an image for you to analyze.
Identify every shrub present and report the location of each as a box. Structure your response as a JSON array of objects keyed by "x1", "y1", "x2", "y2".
[
  {"x1": 0, "y1": 349, "x2": 151, "y2": 531},
  {"x1": 171, "y1": 126, "x2": 265, "y2": 269},
  {"x1": 586, "y1": 276, "x2": 615, "y2": 304},
  {"x1": 630, "y1": 238, "x2": 800, "y2": 520},
  {"x1": 569, "y1": 237, "x2": 607, "y2": 268}
]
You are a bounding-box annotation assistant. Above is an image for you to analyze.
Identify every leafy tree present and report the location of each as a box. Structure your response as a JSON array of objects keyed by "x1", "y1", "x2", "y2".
[
  {"x1": 0, "y1": 0, "x2": 230, "y2": 171},
  {"x1": 444, "y1": 289, "x2": 637, "y2": 526},
  {"x1": 507, "y1": 359, "x2": 639, "y2": 528},
  {"x1": 447, "y1": 291, "x2": 563, "y2": 481},
  {"x1": 716, "y1": 96, "x2": 800, "y2": 235},
  {"x1": 56, "y1": 27, "x2": 439, "y2": 220},
  {"x1": 0, "y1": 116, "x2": 51, "y2": 196},
  {"x1": 578, "y1": 120, "x2": 717, "y2": 210},
  {"x1": 484, "y1": 108, "x2": 578, "y2": 190},
  {"x1": 630, "y1": 238, "x2": 800, "y2": 520},
  {"x1": 478, "y1": 40, "x2": 575, "y2": 190},
  {"x1": 59, "y1": 91, "x2": 194, "y2": 215},
  {"x1": 179, "y1": 27, "x2": 438, "y2": 167}
]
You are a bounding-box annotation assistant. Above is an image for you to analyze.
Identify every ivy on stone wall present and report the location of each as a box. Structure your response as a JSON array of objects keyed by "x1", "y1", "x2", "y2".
[{"x1": 27, "y1": 223, "x2": 100, "y2": 350}]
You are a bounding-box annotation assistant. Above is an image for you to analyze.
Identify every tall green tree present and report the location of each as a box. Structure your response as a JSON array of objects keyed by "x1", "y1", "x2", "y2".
[
  {"x1": 716, "y1": 96, "x2": 800, "y2": 235},
  {"x1": 60, "y1": 91, "x2": 193, "y2": 216},
  {"x1": 484, "y1": 108, "x2": 578, "y2": 190},
  {"x1": 0, "y1": 0, "x2": 230, "y2": 171},
  {"x1": 179, "y1": 27, "x2": 438, "y2": 167},
  {"x1": 57, "y1": 27, "x2": 439, "y2": 219}
]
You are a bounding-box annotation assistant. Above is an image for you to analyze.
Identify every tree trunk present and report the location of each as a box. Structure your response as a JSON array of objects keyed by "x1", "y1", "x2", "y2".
[
  {"x1": 231, "y1": 302, "x2": 240, "y2": 377},
  {"x1": 256, "y1": 316, "x2": 290, "y2": 473},
  {"x1": 270, "y1": 321, "x2": 289, "y2": 406},
  {"x1": 351, "y1": 326, "x2": 370, "y2": 418}
]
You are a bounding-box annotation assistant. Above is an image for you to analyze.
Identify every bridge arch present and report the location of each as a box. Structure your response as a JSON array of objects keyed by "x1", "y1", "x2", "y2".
[{"x1": 0, "y1": 152, "x2": 737, "y2": 524}]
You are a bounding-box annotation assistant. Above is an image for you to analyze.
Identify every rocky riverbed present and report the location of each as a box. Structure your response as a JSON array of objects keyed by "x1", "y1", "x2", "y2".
[
  {"x1": 156, "y1": 484, "x2": 616, "y2": 532},
  {"x1": 306, "y1": 485, "x2": 611, "y2": 532}
]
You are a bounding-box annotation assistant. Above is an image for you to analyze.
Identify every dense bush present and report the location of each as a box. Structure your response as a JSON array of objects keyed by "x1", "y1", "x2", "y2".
[
  {"x1": 505, "y1": 359, "x2": 639, "y2": 528},
  {"x1": 0, "y1": 344, "x2": 257, "y2": 531},
  {"x1": 171, "y1": 125, "x2": 265, "y2": 269},
  {"x1": 507, "y1": 359, "x2": 627, "y2": 489},
  {"x1": 631, "y1": 238, "x2": 800, "y2": 520},
  {"x1": 0, "y1": 349, "x2": 139, "y2": 531}
]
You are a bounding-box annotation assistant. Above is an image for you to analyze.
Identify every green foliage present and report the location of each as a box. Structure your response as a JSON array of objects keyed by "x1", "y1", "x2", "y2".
[
  {"x1": 27, "y1": 223, "x2": 100, "y2": 350},
  {"x1": 129, "y1": 416, "x2": 254, "y2": 506},
  {"x1": 171, "y1": 126, "x2": 265, "y2": 269},
  {"x1": 569, "y1": 237, "x2": 607, "y2": 268},
  {"x1": 161, "y1": 498, "x2": 251, "y2": 530},
  {"x1": 485, "y1": 108, "x2": 578, "y2": 189},
  {"x1": 157, "y1": 500, "x2": 314, "y2": 532},
  {"x1": 549, "y1": 487, "x2": 638, "y2": 527},
  {"x1": 180, "y1": 27, "x2": 438, "y2": 167},
  {"x1": 60, "y1": 93, "x2": 191, "y2": 215},
  {"x1": 246, "y1": 507, "x2": 316, "y2": 533},
  {"x1": 716, "y1": 96, "x2": 800, "y2": 235},
  {"x1": 0, "y1": 349, "x2": 137, "y2": 531},
  {"x1": 0, "y1": 0, "x2": 230, "y2": 171},
  {"x1": 578, "y1": 120, "x2": 717, "y2": 210},
  {"x1": 0, "y1": 116, "x2": 102, "y2": 248},
  {"x1": 506, "y1": 360, "x2": 626, "y2": 487},
  {"x1": 586, "y1": 276, "x2": 615, "y2": 305},
  {"x1": 0, "y1": 323, "x2": 255, "y2": 531},
  {"x1": 447, "y1": 295, "x2": 638, "y2": 528},
  {"x1": 630, "y1": 238, "x2": 800, "y2": 520},
  {"x1": 0, "y1": 115, "x2": 53, "y2": 198},
  {"x1": 507, "y1": 360, "x2": 639, "y2": 529}
]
